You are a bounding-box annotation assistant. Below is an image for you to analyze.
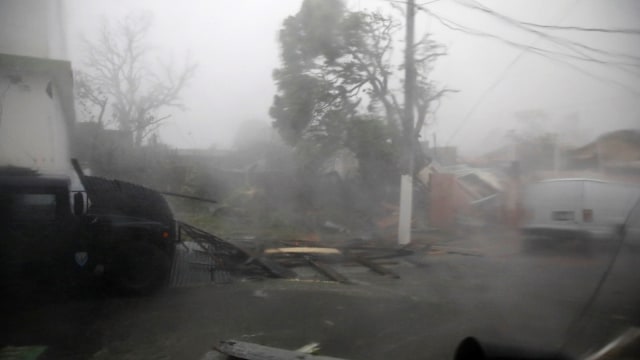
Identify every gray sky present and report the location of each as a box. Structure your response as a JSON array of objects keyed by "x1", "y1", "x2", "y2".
[{"x1": 63, "y1": 0, "x2": 640, "y2": 155}]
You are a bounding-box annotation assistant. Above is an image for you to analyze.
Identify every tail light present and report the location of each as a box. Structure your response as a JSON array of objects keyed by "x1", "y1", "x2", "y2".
[{"x1": 583, "y1": 209, "x2": 593, "y2": 222}]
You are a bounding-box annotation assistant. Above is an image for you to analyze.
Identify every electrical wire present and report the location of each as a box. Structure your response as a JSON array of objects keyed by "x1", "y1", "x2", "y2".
[
  {"x1": 518, "y1": 21, "x2": 640, "y2": 35},
  {"x1": 459, "y1": 0, "x2": 640, "y2": 71},
  {"x1": 386, "y1": 0, "x2": 639, "y2": 144},
  {"x1": 413, "y1": 4, "x2": 640, "y2": 144}
]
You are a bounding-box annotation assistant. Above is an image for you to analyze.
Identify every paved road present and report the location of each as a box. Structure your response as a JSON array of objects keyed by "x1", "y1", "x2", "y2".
[{"x1": 1, "y1": 231, "x2": 635, "y2": 360}]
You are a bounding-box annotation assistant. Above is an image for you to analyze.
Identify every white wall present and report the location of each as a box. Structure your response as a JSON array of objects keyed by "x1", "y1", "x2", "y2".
[
  {"x1": 0, "y1": 0, "x2": 68, "y2": 59},
  {"x1": 0, "y1": 75, "x2": 70, "y2": 175}
]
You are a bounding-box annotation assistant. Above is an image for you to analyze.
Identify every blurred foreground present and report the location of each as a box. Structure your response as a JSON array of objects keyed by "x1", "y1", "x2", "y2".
[{"x1": 1, "y1": 228, "x2": 632, "y2": 360}]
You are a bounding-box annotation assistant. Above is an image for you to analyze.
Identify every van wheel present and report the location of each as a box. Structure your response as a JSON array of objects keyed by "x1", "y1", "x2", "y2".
[{"x1": 111, "y1": 242, "x2": 170, "y2": 296}]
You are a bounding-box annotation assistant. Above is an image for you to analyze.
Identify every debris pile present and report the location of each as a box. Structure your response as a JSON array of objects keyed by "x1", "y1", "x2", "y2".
[{"x1": 169, "y1": 222, "x2": 414, "y2": 287}]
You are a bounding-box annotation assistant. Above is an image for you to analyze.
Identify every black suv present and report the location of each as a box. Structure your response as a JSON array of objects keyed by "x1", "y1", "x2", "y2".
[{"x1": 0, "y1": 169, "x2": 176, "y2": 297}]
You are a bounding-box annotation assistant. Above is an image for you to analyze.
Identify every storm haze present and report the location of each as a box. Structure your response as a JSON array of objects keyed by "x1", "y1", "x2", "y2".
[{"x1": 2, "y1": 0, "x2": 639, "y2": 156}]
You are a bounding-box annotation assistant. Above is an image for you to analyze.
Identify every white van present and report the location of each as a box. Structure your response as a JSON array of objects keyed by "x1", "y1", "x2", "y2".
[{"x1": 521, "y1": 179, "x2": 640, "y2": 244}]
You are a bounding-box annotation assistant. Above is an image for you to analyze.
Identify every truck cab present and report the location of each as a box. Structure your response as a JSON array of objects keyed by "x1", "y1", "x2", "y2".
[
  {"x1": 0, "y1": 168, "x2": 176, "y2": 297},
  {"x1": 0, "y1": 172, "x2": 80, "y2": 294},
  {"x1": 0, "y1": 53, "x2": 176, "y2": 297}
]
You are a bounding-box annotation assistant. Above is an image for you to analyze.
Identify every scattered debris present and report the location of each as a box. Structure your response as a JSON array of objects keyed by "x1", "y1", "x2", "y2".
[
  {"x1": 170, "y1": 222, "x2": 296, "y2": 287},
  {"x1": 170, "y1": 222, "x2": 414, "y2": 287},
  {"x1": 402, "y1": 255, "x2": 430, "y2": 268},
  {"x1": 322, "y1": 221, "x2": 349, "y2": 233},
  {"x1": 264, "y1": 247, "x2": 342, "y2": 255},
  {"x1": 296, "y1": 342, "x2": 321, "y2": 354},
  {"x1": 252, "y1": 257, "x2": 297, "y2": 279},
  {"x1": 430, "y1": 245, "x2": 483, "y2": 257},
  {"x1": 304, "y1": 257, "x2": 352, "y2": 284},
  {"x1": 214, "y1": 340, "x2": 348, "y2": 360},
  {"x1": 252, "y1": 289, "x2": 269, "y2": 298},
  {"x1": 351, "y1": 256, "x2": 400, "y2": 279}
]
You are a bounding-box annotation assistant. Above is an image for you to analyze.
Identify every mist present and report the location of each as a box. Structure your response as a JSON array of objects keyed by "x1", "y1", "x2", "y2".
[
  {"x1": 1, "y1": 1, "x2": 640, "y2": 359},
  {"x1": 51, "y1": 0, "x2": 640, "y2": 158}
]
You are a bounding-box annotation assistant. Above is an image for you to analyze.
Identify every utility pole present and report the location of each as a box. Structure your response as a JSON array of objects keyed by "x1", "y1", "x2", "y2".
[{"x1": 398, "y1": 0, "x2": 416, "y2": 245}]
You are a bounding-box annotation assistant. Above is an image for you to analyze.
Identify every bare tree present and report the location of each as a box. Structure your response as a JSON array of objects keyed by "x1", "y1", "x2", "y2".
[{"x1": 77, "y1": 14, "x2": 196, "y2": 146}]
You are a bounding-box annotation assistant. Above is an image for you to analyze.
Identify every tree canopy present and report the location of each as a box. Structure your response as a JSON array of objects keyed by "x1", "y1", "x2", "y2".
[{"x1": 270, "y1": 0, "x2": 449, "y2": 175}]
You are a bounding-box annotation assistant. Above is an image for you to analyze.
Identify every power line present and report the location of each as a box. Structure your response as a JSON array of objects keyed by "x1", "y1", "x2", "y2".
[
  {"x1": 518, "y1": 21, "x2": 640, "y2": 35},
  {"x1": 416, "y1": 1, "x2": 640, "y2": 144},
  {"x1": 410, "y1": 0, "x2": 640, "y2": 35},
  {"x1": 419, "y1": 6, "x2": 634, "y2": 70},
  {"x1": 393, "y1": 0, "x2": 639, "y2": 145},
  {"x1": 421, "y1": 2, "x2": 624, "y2": 144},
  {"x1": 385, "y1": 0, "x2": 446, "y2": 5},
  {"x1": 435, "y1": 7, "x2": 539, "y2": 145},
  {"x1": 386, "y1": 0, "x2": 640, "y2": 71},
  {"x1": 458, "y1": 0, "x2": 640, "y2": 72},
  {"x1": 465, "y1": 0, "x2": 640, "y2": 36}
]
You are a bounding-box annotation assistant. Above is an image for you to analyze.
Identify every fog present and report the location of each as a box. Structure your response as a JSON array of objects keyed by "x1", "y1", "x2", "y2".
[
  {"x1": 56, "y1": 0, "x2": 640, "y2": 155},
  {"x1": 63, "y1": 0, "x2": 303, "y2": 150},
  {"x1": 2, "y1": 3, "x2": 640, "y2": 358}
]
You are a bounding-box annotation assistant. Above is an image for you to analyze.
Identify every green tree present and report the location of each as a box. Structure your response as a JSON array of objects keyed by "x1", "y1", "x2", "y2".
[{"x1": 270, "y1": 0, "x2": 449, "y2": 173}]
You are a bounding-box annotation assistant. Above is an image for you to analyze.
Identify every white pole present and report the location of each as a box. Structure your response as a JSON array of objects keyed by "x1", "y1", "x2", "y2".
[
  {"x1": 398, "y1": 175, "x2": 413, "y2": 245},
  {"x1": 398, "y1": 0, "x2": 416, "y2": 246}
]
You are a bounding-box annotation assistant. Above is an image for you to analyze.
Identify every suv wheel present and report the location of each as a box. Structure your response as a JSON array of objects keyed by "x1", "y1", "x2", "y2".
[{"x1": 111, "y1": 242, "x2": 170, "y2": 295}]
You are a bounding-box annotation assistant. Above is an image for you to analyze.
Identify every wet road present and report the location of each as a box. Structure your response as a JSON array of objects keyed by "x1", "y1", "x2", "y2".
[{"x1": 1, "y1": 231, "x2": 635, "y2": 360}]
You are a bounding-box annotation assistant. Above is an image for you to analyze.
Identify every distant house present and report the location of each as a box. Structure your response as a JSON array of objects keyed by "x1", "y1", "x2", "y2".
[
  {"x1": 420, "y1": 141, "x2": 458, "y2": 166},
  {"x1": 566, "y1": 129, "x2": 640, "y2": 172}
]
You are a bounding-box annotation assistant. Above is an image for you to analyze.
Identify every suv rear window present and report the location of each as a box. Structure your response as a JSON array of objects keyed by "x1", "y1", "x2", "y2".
[{"x1": 0, "y1": 193, "x2": 58, "y2": 222}]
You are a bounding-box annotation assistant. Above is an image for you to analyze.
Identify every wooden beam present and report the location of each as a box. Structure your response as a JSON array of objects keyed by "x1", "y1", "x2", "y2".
[
  {"x1": 215, "y1": 340, "x2": 347, "y2": 360},
  {"x1": 304, "y1": 257, "x2": 351, "y2": 284},
  {"x1": 352, "y1": 256, "x2": 400, "y2": 279}
]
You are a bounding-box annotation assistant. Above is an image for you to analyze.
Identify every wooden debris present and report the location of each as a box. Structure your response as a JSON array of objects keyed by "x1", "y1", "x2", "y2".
[
  {"x1": 264, "y1": 247, "x2": 341, "y2": 255},
  {"x1": 403, "y1": 255, "x2": 429, "y2": 268},
  {"x1": 304, "y1": 257, "x2": 351, "y2": 284},
  {"x1": 215, "y1": 340, "x2": 347, "y2": 360},
  {"x1": 430, "y1": 245, "x2": 483, "y2": 257},
  {"x1": 351, "y1": 256, "x2": 400, "y2": 279},
  {"x1": 253, "y1": 257, "x2": 297, "y2": 278}
]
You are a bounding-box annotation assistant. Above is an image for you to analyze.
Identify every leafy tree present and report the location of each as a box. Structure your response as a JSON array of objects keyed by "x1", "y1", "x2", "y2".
[
  {"x1": 270, "y1": 0, "x2": 449, "y2": 172},
  {"x1": 76, "y1": 14, "x2": 196, "y2": 146}
]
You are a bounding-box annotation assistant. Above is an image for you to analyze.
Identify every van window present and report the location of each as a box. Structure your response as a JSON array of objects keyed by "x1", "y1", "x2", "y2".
[{"x1": 584, "y1": 182, "x2": 640, "y2": 226}]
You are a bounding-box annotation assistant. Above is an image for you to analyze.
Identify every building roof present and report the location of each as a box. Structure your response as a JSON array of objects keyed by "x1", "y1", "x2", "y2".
[{"x1": 570, "y1": 129, "x2": 640, "y2": 162}]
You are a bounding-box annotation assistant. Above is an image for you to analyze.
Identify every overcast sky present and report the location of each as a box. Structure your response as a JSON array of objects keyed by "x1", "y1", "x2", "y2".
[{"x1": 62, "y1": 0, "x2": 640, "y2": 155}]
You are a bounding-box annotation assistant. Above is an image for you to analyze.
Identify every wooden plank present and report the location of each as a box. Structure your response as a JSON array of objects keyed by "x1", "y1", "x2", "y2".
[
  {"x1": 254, "y1": 256, "x2": 297, "y2": 279},
  {"x1": 264, "y1": 247, "x2": 341, "y2": 255},
  {"x1": 430, "y1": 245, "x2": 483, "y2": 257},
  {"x1": 304, "y1": 257, "x2": 351, "y2": 284},
  {"x1": 352, "y1": 256, "x2": 400, "y2": 279},
  {"x1": 215, "y1": 340, "x2": 347, "y2": 360},
  {"x1": 402, "y1": 255, "x2": 429, "y2": 268}
]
